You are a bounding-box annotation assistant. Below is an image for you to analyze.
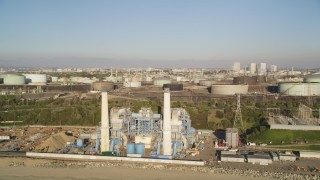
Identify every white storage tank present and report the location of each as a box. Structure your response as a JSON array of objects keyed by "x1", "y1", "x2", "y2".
[
  {"x1": 3, "y1": 74, "x2": 25, "y2": 85},
  {"x1": 211, "y1": 85, "x2": 249, "y2": 95},
  {"x1": 199, "y1": 80, "x2": 215, "y2": 87},
  {"x1": 278, "y1": 83, "x2": 320, "y2": 96},
  {"x1": 24, "y1": 74, "x2": 47, "y2": 85},
  {"x1": 51, "y1": 76, "x2": 58, "y2": 82},
  {"x1": 304, "y1": 74, "x2": 320, "y2": 83},
  {"x1": 123, "y1": 81, "x2": 141, "y2": 88},
  {"x1": 153, "y1": 78, "x2": 171, "y2": 86}
]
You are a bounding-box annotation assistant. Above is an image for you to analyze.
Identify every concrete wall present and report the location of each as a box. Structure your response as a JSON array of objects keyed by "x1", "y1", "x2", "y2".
[
  {"x1": 300, "y1": 151, "x2": 320, "y2": 158},
  {"x1": 26, "y1": 152, "x2": 205, "y2": 166},
  {"x1": 270, "y1": 124, "x2": 320, "y2": 131}
]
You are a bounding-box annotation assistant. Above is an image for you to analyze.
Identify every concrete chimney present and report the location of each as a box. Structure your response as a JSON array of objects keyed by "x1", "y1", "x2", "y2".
[
  {"x1": 163, "y1": 88, "x2": 172, "y2": 155},
  {"x1": 100, "y1": 92, "x2": 110, "y2": 152}
]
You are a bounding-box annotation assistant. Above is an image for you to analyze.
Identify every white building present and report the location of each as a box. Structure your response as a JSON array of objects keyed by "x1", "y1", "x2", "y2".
[
  {"x1": 270, "y1": 65, "x2": 277, "y2": 72},
  {"x1": 258, "y1": 63, "x2": 267, "y2": 75},
  {"x1": 233, "y1": 62, "x2": 241, "y2": 72},
  {"x1": 250, "y1": 63, "x2": 257, "y2": 74}
]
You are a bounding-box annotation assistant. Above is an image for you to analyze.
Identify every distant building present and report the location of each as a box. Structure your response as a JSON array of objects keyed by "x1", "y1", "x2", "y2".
[
  {"x1": 270, "y1": 65, "x2": 277, "y2": 72},
  {"x1": 233, "y1": 62, "x2": 241, "y2": 72},
  {"x1": 250, "y1": 63, "x2": 257, "y2": 74},
  {"x1": 258, "y1": 63, "x2": 267, "y2": 75}
]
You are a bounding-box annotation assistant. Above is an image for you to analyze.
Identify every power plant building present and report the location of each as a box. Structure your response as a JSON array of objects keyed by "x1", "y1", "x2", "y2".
[{"x1": 98, "y1": 89, "x2": 197, "y2": 158}]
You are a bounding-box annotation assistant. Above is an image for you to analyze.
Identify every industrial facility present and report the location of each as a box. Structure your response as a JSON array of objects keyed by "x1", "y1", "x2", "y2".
[
  {"x1": 279, "y1": 74, "x2": 320, "y2": 96},
  {"x1": 96, "y1": 89, "x2": 197, "y2": 159}
]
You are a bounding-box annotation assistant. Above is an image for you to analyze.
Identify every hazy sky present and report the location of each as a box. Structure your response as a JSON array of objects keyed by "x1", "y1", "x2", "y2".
[{"x1": 0, "y1": 0, "x2": 320, "y2": 68}]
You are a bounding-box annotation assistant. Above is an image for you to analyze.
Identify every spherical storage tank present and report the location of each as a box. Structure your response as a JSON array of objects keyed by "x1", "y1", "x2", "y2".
[
  {"x1": 24, "y1": 74, "x2": 47, "y2": 85},
  {"x1": 153, "y1": 78, "x2": 171, "y2": 86},
  {"x1": 279, "y1": 83, "x2": 320, "y2": 96},
  {"x1": 3, "y1": 74, "x2": 25, "y2": 85},
  {"x1": 211, "y1": 85, "x2": 249, "y2": 95}
]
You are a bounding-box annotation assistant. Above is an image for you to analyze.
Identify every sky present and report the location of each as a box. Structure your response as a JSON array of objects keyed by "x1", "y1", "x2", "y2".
[{"x1": 0, "y1": 0, "x2": 320, "y2": 68}]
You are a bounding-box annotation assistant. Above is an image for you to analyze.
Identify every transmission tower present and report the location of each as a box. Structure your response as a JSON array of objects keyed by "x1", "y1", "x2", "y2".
[{"x1": 233, "y1": 94, "x2": 244, "y2": 130}]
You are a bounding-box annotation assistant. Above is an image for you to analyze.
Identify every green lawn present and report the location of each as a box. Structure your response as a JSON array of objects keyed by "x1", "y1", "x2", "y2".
[
  {"x1": 275, "y1": 145, "x2": 320, "y2": 151},
  {"x1": 249, "y1": 129, "x2": 320, "y2": 145}
]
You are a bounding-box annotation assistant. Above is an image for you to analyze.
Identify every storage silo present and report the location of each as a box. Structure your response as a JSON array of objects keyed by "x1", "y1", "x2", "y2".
[
  {"x1": 3, "y1": 74, "x2": 25, "y2": 85},
  {"x1": 278, "y1": 83, "x2": 320, "y2": 96},
  {"x1": 304, "y1": 74, "x2": 320, "y2": 83},
  {"x1": 0, "y1": 74, "x2": 5, "y2": 84},
  {"x1": 24, "y1": 74, "x2": 47, "y2": 85},
  {"x1": 211, "y1": 85, "x2": 249, "y2": 95},
  {"x1": 233, "y1": 76, "x2": 258, "y2": 85}
]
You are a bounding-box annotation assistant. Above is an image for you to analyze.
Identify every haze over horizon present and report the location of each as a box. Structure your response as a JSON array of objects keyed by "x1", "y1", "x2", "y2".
[{"x1": 0, "y1": 0, "x2": 320, "y2": 68}]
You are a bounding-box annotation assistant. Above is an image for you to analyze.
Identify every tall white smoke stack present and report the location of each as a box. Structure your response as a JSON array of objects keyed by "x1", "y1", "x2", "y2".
[
  {"x1": 100, "y1": 92, "x2": 110, "y2": 152},
  {"x1": 163, "y1": 88, "x2": 172, "y2": 155}
]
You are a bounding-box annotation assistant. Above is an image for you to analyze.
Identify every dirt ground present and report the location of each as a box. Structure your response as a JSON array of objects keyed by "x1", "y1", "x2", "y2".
[{"x1": 0, "y1": 157, "x2": 259, "y2": 180}]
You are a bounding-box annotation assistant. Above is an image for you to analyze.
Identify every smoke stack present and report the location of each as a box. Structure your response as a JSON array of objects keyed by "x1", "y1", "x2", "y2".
[
  {"x1": 100, "y1": 92, "x2": 110, "y2": 152},
  {"x1": 163, "y1": 88, "x2": 172, "y2": 155}
]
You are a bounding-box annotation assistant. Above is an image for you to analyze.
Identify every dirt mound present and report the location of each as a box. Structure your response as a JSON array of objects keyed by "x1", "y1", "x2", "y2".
[{"x1": 35, "y1": 132, "x2": 75, "y2": 152}]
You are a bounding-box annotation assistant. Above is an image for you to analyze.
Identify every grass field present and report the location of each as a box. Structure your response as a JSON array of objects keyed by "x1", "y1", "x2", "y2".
[
  {"x1": 274, "y1": 145, "x2": 320, "y2": 151},
  {"x1": 249, "y1": 129, "x2": 320, "y2": 145}
]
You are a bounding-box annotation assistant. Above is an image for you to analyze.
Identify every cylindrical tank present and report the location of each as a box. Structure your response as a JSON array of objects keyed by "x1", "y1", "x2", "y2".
[
  {"x1": 211, "y1": 85, "x2": 249, "y2": 95},
  {"x1": 91, "y1": 81, "x2": 114, "y2": 92},
  {"x1": 3, "y1": 74, "x2": 25, "y2": 85},
  {"x1": 304, "y1": 75, "x2": 320, "y2": 83},
  {"x1": 193, "y1": 78, "x2": 206, "y2": 84},
  {"x1": 51, "y1": 76, "x2": 58, "y2": 82},
  {"x1": 24, "y1": 74, "x2": 47, "y2": 85},
  {"x1": 77, "y1": 139, "x2": 84, "y2": 147},
  {"x1": 127, "y1": 143, "x2": 135, "y2": 154},
  {"x1": 123, "y1": 81, "x2": 141, "y2": 88},
  {"x1": 163, "y1": 84, "x2": 183, "y2": 91},
  {"x1": 233, "y1": 76, "x2": 258, "y2": 85},
  {"x1": 135, "y1": 143, "x2": 145, "y2": 155},
  {"x1": 278, "y1": 83, "x2": 320, "y2": 96},
  {"x1": 70, "y1": 76, "x2": 80, "y2": 83},
  {"x1": 153, "y1": 78, "x2": 171, "y2": 86},
  {"x1": 0, "y1": 74, "x2": 4, "y2": 84}
]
